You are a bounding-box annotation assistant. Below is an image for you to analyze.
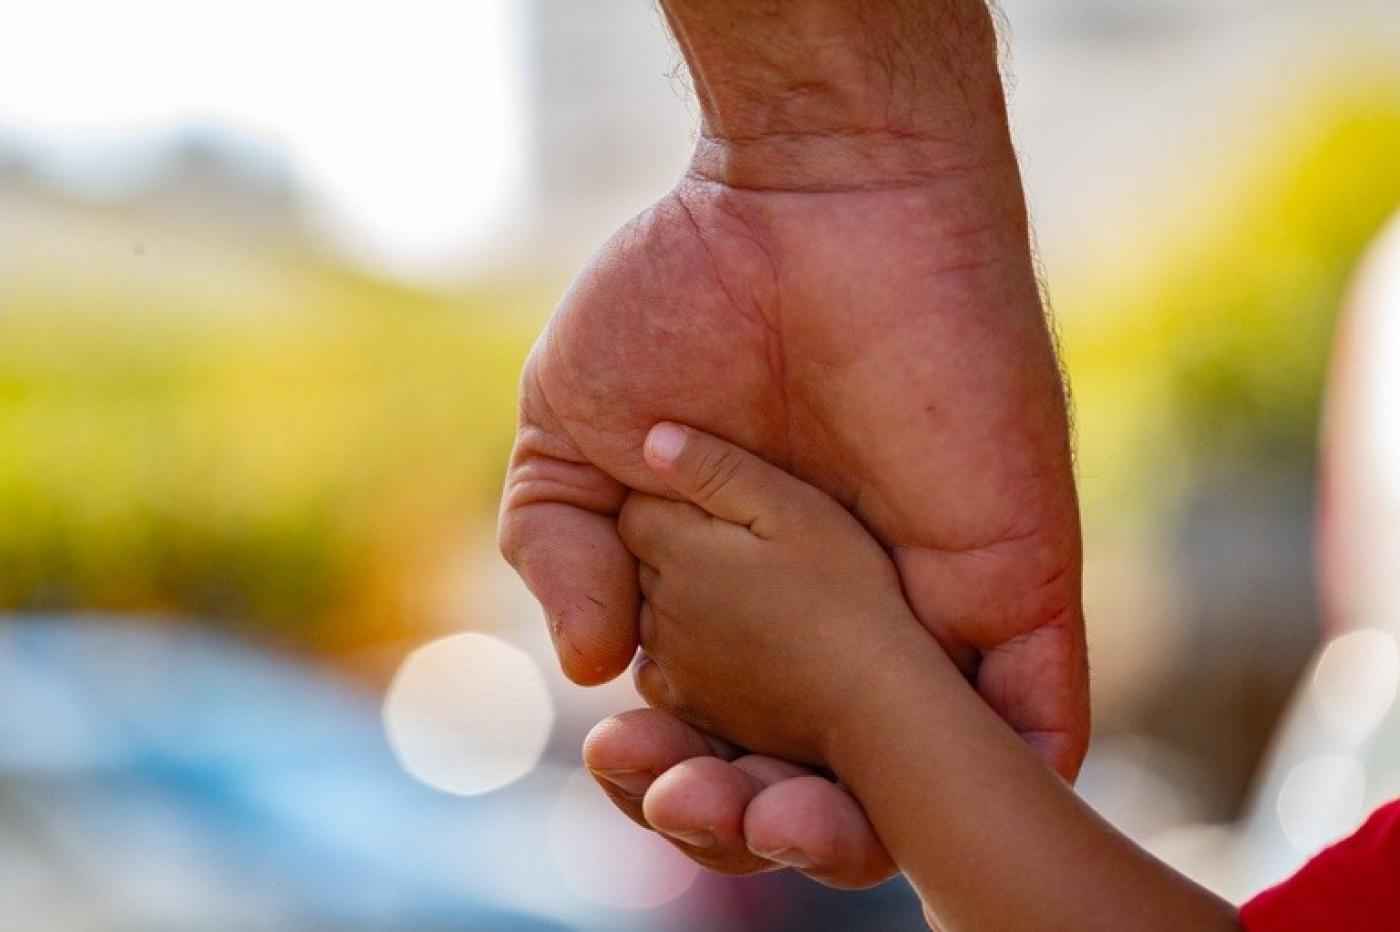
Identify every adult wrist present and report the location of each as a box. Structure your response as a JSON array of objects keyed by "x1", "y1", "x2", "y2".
[{"x1": 659, "y1": 0, "x2": 1014, "y2": 190}]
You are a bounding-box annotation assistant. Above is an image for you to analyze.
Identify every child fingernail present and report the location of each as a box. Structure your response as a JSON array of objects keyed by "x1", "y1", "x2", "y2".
[
  {"x1": 758, "y1": 848, "x2": 816, "y2": 870},
  {"x1": 594, "y1": 768, "x2": 653, "y2": 798},
  {"x1": 666, "y1": 829, "x2": 716, "y2": 849},
  {"x1": 646, "y1": 424, "x2": 687, "y2": 465}
]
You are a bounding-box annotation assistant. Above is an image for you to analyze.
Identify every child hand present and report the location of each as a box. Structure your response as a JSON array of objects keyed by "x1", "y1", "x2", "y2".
[
  {"x1": 616, "y1": 424, "x2": 1239, "y2": 932},
  {"x1": 617, "y1": 422, "x2": 948, "y2": 767}
]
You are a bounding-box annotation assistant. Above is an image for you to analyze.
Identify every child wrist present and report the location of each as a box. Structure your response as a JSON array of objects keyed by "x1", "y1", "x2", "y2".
[{"x1": 818, "y1": 625, "x2": 963, "y2": 774}]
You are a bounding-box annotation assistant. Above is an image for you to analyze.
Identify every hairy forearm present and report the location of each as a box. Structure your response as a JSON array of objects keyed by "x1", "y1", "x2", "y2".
[
  {"x1": 823, "y1": 630, "x2": 1237, "y2": 931},
  {"x1": 658, "y1": 0, "x2": 1016, "y2": 190}
]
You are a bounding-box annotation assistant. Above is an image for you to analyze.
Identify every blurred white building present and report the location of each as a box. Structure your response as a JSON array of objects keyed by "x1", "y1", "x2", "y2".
[
  {"x1": 520, "y1": 0, "x2": 694, "y2": 267},
  {"x1": 2, "y1": 0, "x2": 1397, "y2": 280},
  {"x1": 1151, "y1": 210, "x2": 1400, "y2": 902}
]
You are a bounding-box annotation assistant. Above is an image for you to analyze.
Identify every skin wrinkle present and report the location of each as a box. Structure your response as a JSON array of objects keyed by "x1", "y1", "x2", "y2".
[
  {"x1": 680, "y1": 150, "x2": 1019, "y2": 256},
  {"x1": 769, "y1": 273, "x2": 794, "y2": 475},
  {"x1": 894, "y1": 535, "x2": 1077, "y2": 670},
  {"x1": 538, "y1": 309, "x2": 636, "y2": 452},
  {"x1": 506, "y1": 461, "x2": 621, "y2": 514},
  {"x1": 519, "y1": 550, "x2": 596, "y2": 667},
  {"x1": 686, "y1": 166, "x2": 964, "y2": 196},
  {"x1": 698, "y1": 125, "x2": 971, "y2": 145},
  {"x1": 686, "y1": 132, "x2": 1011, "y2": 198},
  {"x1": 674, "y1": 183, "x2": 796, "y2": 471},
  {"x1": 671, "y1": 192, "x2": 761, "y2": 335},
  {"x1": 505, "y1": 438, "x2": 599, "y2": 519},
  {"x1": 980, "y1": 560, "x2": 1078, "y2": 645},
  {"x1": 506, "y1": 384, "x2": 629, "y2": 569},
  {"x1": 852, "y1": 1, "x2": 901, "y2": 128},
  {"x1": 978, "y1": 606, "x2": 1087, "y2": 748},
  {"x1": 701, "y1": 183, "x2": 783, "y2": 306},
  {"x1": 660, "y1": 0, "x2": 1000, "y2": 143}
]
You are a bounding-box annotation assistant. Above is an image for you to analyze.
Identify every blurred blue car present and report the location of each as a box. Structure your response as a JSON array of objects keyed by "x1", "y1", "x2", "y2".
[{"x1": 0, "y1": 615, "x2": 921, "y2": 931}]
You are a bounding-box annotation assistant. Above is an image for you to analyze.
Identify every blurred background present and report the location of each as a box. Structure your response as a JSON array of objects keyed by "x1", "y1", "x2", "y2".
[{"x1": 2, "y1": 0, "x2": 1400, "y2": 928}]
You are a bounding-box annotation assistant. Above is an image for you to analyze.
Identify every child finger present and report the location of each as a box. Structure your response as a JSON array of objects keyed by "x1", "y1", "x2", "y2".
[
  {"x1": 637, "y1": 562, "x2": 660, "y2": 601},
  {"x1": 643, "y1": 422, "x2": 812, "y2": 536},
  {"x1": 632, "y1": 651, "x2": 673, "y2": 710},
  {"x1": 617, "y1": 492, "x2": 709, "y2": 565},
  {"x1": 637, "y1": 599, "x2": 659, "y2": 652}
]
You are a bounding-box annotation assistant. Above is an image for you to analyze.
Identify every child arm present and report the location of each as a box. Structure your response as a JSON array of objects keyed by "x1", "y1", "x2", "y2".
[
  {"x1": 825, "y1": 630, "x2": 1236, "y2": 930},
  {"x1": 622, "y1": 422, "x2": 1238, "y2": 930}
]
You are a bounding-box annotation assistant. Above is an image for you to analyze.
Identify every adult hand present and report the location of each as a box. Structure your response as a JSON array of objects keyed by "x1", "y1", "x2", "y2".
[{"x1": 499, "y1": 0, "x2": 1087, "y2": 885}]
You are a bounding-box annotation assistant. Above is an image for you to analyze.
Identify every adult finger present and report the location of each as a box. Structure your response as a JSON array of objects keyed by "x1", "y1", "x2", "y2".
[
  {"x1": 498, "y1": 497, "x2": 637, "y2": 686},
  {"x1": 642, "y1": 756, "x2": 776, "y2": 874},
  {"x1": 644, "y1": 753, "x2": 896, "y2": 888},
  {"x1": 975, "y1": 608, "x2": 1091, "y2": 782},
  {"x1": 639, "y1": 752, "x2": 831, "y2": 877},
  {"x1": 617, "y1": 492, "x2": 708, "y2": 567},
  {"x1": 582, "y1": 709, "x2": 739, "y2": 830},
  {"x1": 743, "y1": 775, "x2": 898, "y2": 890},
  {"x1": 585, "y1": 710, "x2": 775, "y2": 876},
  {"x1": 587, "y1": 711, "x2": 894, "y2": 885}
]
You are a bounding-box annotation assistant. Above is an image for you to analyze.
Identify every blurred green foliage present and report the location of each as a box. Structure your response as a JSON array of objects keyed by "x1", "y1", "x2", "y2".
[
  {"x1": 2, "y1": 73, "x2": 1398, "y2": 650},
  {"x1": 0, "y1": 251, "x2": 548, "y2": 649},
  {"x1": 1065, "y1": 76, "x2": 1400, "y2": 527}
]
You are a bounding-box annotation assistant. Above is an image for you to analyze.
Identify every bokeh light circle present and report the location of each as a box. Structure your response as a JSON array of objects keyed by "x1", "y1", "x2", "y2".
[
  {"x1": 383, "y1": 633, "x2": 554, "y2": 796},
  {"x1": 1276, "y1": 754, "x2": 1366, "y2": 854},
  {"x1": 1310, "y1": 629, "x2": 1400, "y2": 740},
  {"x1": 549, "y1": 768, "x2": 698, "y2": 911}
]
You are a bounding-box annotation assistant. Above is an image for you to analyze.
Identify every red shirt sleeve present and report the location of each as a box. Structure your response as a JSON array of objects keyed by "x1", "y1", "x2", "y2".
[{"x1": 1241, "y1": 799, "x2": 1400, "y2": 931}]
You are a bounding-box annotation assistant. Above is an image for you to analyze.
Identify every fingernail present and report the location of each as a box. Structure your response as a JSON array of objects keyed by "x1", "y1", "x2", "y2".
[
  {"x1": 594, "y1": 769, "x2": 653, "y2": 799},
  {"x1": 665, "y1": 829, "x2": 716, "y2": 849},
  {"x1": 753, "y1": 847, "x2": 816, "y2": 870},
  {"x1": 646, "y1": 424, "x2": 687, "y2": 466}
]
